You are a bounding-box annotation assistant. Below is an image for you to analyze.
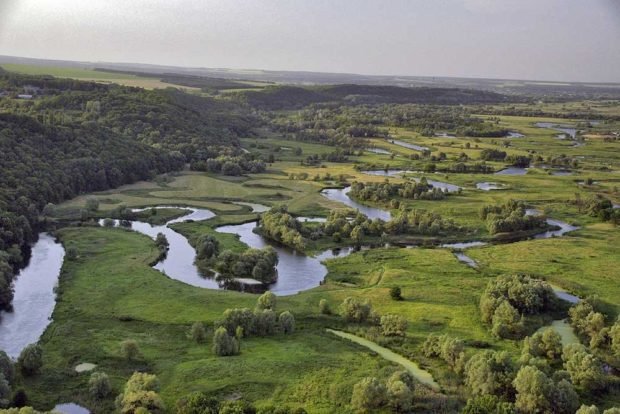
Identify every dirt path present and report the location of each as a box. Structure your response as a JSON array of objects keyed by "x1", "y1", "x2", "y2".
[{"x1": 327, "y1": 329, "x2": 440, "y2": 391}]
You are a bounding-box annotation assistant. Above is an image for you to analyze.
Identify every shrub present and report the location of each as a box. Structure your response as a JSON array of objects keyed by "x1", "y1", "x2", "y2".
[
  {"x1": 319, "y1": 299, "x2": 331, "y2": 315},
  {"x1": 0, "y1": 351, "x2": 13, "y2": 384},
  {"x1": 196, "y1": 235, "x2": 219, "y2": 260},
  {"x1": 0, "y1": 373, "x2": 9, "y2": 409},
  {"x1": 253, "y1": 309, "x2": 277, "y2": 336},
  {"x1": 176, "y1": 391, "x2": 219, "y2": 414},
  {"x1": 190, "y1": 322, "x2": 207, "y2": 343},
  {"x1": 480, "y1": 275, "x2": 554, "y2": 338},
  {"x1": 154, "y1": 233, "x2": 168, "y2": 250},
  {"x1": 462, "y1": 395, "x2": 515, "y2": 414},
  {"x1": 389, "y1": 286, "x2": 403, "y2": 301},
  {"x1": 339, "y1": 297, "x2": 372, "y2": 323},
  {"x1": 279, "y1": 311, "x2": 295, "y2": 334},
  {"x1": 386, "y1": 371, "x2": 414, "y2": 412},
  {"x1": 219, "y1": 308, "x2": 256, "y2": 336},
  {"x1": 11, "y1": 389, "x2": 27, "y2": 408},
  {"x1": 256, "y1": 291, "x2": 277, "y2": 310},
  {"x1": 513, "y1": 365, "x2": 578, "y2": 414},
  {"x1": 520, "y1": 328, "x2": 562, "y2": 364},
  {"x1": 65, "y1": 246, "x2": 78, "y2": 261},
  {"x1": 350, "y1": 377, "x2": 386, "y2": 412},
  {"x1": 491, "y1": 300, "x2": 523, "y2": 339},
  {"x1": 380, "y1": 314, "x2": 408, "y2": 336},
  {"x1": 213, "y1": 327, "x2": 240, "y2": 356},
  {"x1": 117, "y1": 372, "x2": 164, "y2": 414},
  {"x1": 89, "y1": 372, "x2": 112, "y2": 399},
  {"x1": 120, "y1": 340, "x2": 140, "y2": 361},
  {"x1": 576, "y1": 405, "x2": 600, "y2": 414},
  {"x1": 464, "y1": 350, "x2": 515, "y2": 399},
  {"x1": 85, "y1": 198, "x2": 100, "y2": 212},
  {"x1": 386, "y1": 378, "x2": 413, "y2": 412},
  {"x1": 17, "y1": 344, "x2": 42, "y2": 376},
  {"x1": 422, "y1": 333, "x2": 465, "y2": 372},
  {"x1": 218, "y1": 400, "x2": 256, "y2": 414},
  {"x1": 562, "y1": 343, "x2": 605, "y2": 391},
  {"x1": 103, "y1": 218, "x2": 115, "y2": 227}
]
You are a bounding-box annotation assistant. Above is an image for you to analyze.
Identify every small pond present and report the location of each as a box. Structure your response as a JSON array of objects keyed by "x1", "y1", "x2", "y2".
[
  {"x1": 360, "y1": 171, "x2": 461, "y2": 193},
  {"x1": 454, "y1": 252, "x2": 478, "y2": 268},
  {"x1": 321, "y1": 187, "x2": 392, "y2": 221},
  {"x1": 535, "y1": 122, "x2": 578, "y2": 139},
  {"x1": 53, "y1": 403, "x2": 90, "y2": 414},
  {"x1": 476, "y1": 182, "x2": 506, "y2": 191},
  {"x1": 495, "y1": 167, "x2": 528, "y2": 176},
  {"x1": 389, "y1": 139, "x2": 429, "y2": 152},
  {"x1": 551, "y1": 170, "x2": 573, "y2": 176},
  {"x1": 365, "y1": 148, "x2": 392, "y2": 155}
]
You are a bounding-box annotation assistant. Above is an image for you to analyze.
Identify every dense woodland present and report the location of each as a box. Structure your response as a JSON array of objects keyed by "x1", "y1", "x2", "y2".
[
  {"x1": 232, "y1": 84, "x2": 512, "y2": 110},
  {"x1": 0, "y1": 69, "x2": 256, "y2": 311}
]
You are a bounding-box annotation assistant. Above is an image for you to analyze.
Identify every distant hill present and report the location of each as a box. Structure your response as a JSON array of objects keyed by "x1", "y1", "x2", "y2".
[
  {"x1": 2, "y1": 55, "x2": 620, "y2": 99},
  {"x1": 231, "y1": 84, "x2": 513, "y2": 110},
  {"x1": 94, "y1": 68, "x2": 272, "y2": 92}
]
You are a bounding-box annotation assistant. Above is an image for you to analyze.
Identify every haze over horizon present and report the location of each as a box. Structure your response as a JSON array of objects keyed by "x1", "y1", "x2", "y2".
[{"x1": 1, "y1": 0, "x2": 619, "y2": 83}]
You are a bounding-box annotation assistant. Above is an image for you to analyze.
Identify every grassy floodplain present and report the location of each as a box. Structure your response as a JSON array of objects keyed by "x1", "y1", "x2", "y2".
[
  {"x1": 13, "y1": 101, "x2": 620, "y2": 412},
  {"x1": 0, "y1": 64, "x2": 198, "y2": 90}
]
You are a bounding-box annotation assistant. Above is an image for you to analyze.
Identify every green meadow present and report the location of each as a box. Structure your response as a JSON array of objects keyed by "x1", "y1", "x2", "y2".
[{"x1": 19, "y1": 107, "x2": 620, "y2": 412}]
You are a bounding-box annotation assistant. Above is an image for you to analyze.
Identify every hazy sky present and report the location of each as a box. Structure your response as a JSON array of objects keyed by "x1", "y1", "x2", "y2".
[{"x1": 1, "y1": 0, "x2": 619, "y2": 82}]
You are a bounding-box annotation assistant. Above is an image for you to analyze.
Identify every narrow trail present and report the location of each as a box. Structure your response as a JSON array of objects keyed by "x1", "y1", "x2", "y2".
[{"x1": 326, "y1": 329, "x2": 440, "y2": 391}]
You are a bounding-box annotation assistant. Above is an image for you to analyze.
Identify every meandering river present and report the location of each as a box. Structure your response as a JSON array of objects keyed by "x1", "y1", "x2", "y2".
[
  {"x1": 0, "y1": 234, "x2": 65, "y2": 358},
  {"x1": 216, "y1": 221, "x2": 356, "y2": 295},
  {"x1": 0, "y1": 185, "x2": 581, "y2": 362}
]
